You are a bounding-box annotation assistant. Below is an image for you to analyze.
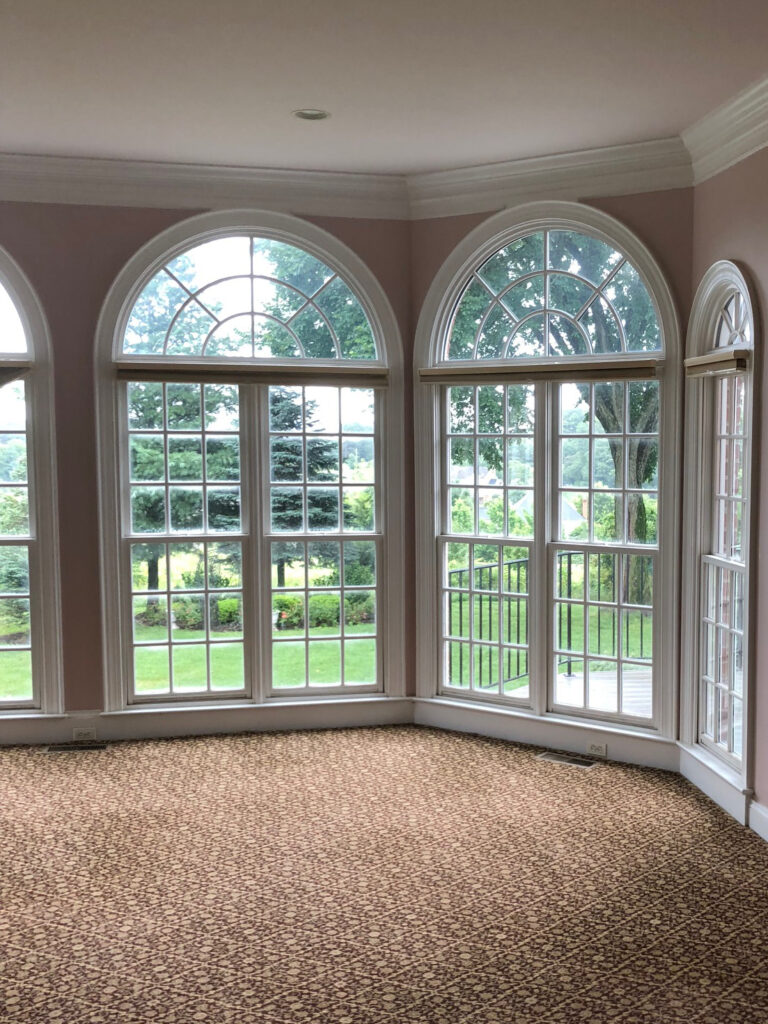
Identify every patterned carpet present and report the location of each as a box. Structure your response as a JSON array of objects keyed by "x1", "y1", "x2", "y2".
[{"x1": 2, "y1": 726, "x2": 768, "y2": 1024}]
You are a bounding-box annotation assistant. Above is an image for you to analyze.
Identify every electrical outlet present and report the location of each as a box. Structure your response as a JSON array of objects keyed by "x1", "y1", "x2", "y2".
[
  {"x1": 73, "y1": 727, "x2": 97, "y2": 743},
  {"x1": 587, "y1": 742, "x2": 607, "y2": 759}
]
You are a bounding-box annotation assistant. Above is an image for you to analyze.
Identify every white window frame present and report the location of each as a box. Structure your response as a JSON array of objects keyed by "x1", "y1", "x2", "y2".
[
  {"x1": 414, "y1": 201, "x2": 681, "y2": 738},
  {"x1": 96, "y1": 210, "x2": 405, "y2": 711},
  {"x1": 0, "y1": 249, "x2": 62, "y2": 715},
  {"x1": 681, "y1": 261, "x2": 756, "y2": 783}
]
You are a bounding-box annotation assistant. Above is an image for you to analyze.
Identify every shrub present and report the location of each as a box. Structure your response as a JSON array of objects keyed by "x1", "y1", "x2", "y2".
[
  {"x1": 273, "y1": 594, "x2": 304, "y2": 630},
  {"x1": 172, "y1": 598, "x2": 204, "y2": 630},
  {"x1": 214, "y1": 597, "x2": 241, "y2": 629},
  {"x1": 139, "y1": 599, "x2": 168, "y2": 627},
  {"x1": 308, "y1": 593, "x2": 340, "y2": 628},
  {"x1": 344, "y1": 592, "x2": 375, "y2": 625}
]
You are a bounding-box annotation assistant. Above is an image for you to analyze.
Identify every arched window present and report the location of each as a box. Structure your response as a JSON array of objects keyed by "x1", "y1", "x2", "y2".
[
  {"x1": 97, "y1": 212, "x2": 404, "y2": 709},
  {"x1": 415, "y1": 203, "x2": 679, "y2": 734},
  {"x1": 0, "y1": 253, "x2": 61, "y2": 712},
  {"x1": 682, "y1": 263, "x2": 755, "y2": 775}
]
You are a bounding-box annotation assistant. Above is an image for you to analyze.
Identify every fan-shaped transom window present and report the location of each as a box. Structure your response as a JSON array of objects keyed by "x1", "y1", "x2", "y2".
[
  {"x1": 0, "y1": 281, "x2": 27, "y2": 355},
  {"x1": 445, "y1": 229, "x2": 662, "y2": 362},
  {"x1": 121, "y1": 235, "x2": 379, "y2": 362},
  {"x1": 715, "y1": 289, "x2": 752, "y2": 349}
]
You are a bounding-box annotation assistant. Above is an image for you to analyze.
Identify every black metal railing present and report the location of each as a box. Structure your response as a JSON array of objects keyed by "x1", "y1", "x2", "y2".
[{"x1": 447, "y1": 550, "x2": 651, "y2": 688}]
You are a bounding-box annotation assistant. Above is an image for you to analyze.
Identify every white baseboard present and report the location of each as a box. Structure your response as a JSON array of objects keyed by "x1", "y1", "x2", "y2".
[
  {"x1": 0, "y1": 697, "x2": 412, "y2": 746},
  {"x1": 749, "y1": 801, "x2": 768, "y2": 842},
  {"x1": 413, "y1": 697, "x2": 679, "y2": 770},
  {"x1": 678, "y1": 745, "x2": 750, "y2": 825}
]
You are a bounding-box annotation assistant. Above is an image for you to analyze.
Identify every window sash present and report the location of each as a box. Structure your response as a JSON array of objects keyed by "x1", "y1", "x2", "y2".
[
  {"x1": 437, "y1": 377, "x2": 660, "y2": 728},
  {"x1": 119, "y1": 379, "x2": 383, "y2": 704}
]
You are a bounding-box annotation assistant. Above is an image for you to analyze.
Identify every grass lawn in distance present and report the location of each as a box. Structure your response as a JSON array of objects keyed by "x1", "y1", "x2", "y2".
[
  {"x1": 0, "y1": 650, "x2": 32, "y2": 702},
  {"x1": 133, "y1": 623, "x2": 376, "y2": 694}
]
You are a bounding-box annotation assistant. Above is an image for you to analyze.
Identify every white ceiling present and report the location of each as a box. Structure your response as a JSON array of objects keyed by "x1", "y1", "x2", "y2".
[{"x1": 4, "y1": 0, "x2": 768, "y2": 175}]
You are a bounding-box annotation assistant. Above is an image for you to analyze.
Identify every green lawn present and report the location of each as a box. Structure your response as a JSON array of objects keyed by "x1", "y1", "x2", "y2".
[
  {"x1": 0, "y1": 649, "x2": 32, "y2": 702},
  {"x1": 133, "y1": 623, "x2": 376, "y2": 694},
  {"x1": 446, "y1": 592, "x2": 652, "y2": 660}
]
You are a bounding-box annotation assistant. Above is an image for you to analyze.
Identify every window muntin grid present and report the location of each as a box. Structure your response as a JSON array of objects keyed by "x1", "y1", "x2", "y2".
[
  {"x1": 0, "y1": 380, "x2": 32, "y2": 703},
  {"x1": 697, "y1": 370, "x2": 748, "y2": 764},
  {"x1": 446, "y1": 384, "x2": 535, "y2": 539},
  {"x1": 715, "y1": 291, "x2": 752, "y2": 349},
  {"x1": 700, "y1": 559, "x2": 744, "y2": 760},
  {"x1": 127, "y1": 382, "x2": 242, "y2": 536},
  {"x1": 442, "y1": 540, "x2": 530, "y2": 701},
  {"x1": 552, "y1": 550, "x2": 653, "y2": 718},
  {"x1": 444, "y1": 229, "x2": 662, "y2": 361},
  {"x1": 270, "y1": 539, "x2": 378, "y2": 691},
  {"x1": 121, "y1": 235, "x2": 378, "y2": 362},
  {"x1": 130, "y1": 541, "x2": 245, "y2": 697},
  {"x1": 125, "y1": 381, "x2": 246, "y2": 699},
  {"x1": 268, "y1": 386, "x2": 376, "y2": 536},
  {"x1": 712, "y1": 375, "x2": 746, "y2": 561},
  {"x1": 557, "y1": 381, "x2": 659, "y2": 546},
  {"x1": 268, "y1": 386, "x2": 378, "y2": 692}
]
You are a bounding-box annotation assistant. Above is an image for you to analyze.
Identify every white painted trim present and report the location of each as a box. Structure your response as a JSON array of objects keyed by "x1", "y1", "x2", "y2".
[
  {"x1": 413, "y1": 201, "x2": 682, "y2": 738},
  {"x1": 680, "y1": 263, "x2": 756, "y2": 781},
  {"x1": 683, "y1": 78, "x2": 768, "y2": 184},
  {"x1": 0, "y1": 139, "x2": 692, "y2": 222},
  {"x1": 0, "y1": 153, "x2": 410, "y2": 220},
  {"x1": 95, "y1": 210, "x2": 406, "y2": 711},
  {"x1": 0, "y1": 251, "x2": 63, "y2": 715},
  {"x1": 679, "y1": 744, "x2": 751, "y2": 825},
  {"x1": 1, "y1": 76, "x2": 768, "y2": 220},
  {"x1": 749, "y1": 801, "x2": 768, "y2": 843},
  {"x1": 0, "y1": 697, "x2": 412, "y2": 746},
  {"x1": 413, "y1": 698, "x2": 679, "y2": 770},
  {"x1": 408, "y1": 139, "x2": 691, "y2": 219}
]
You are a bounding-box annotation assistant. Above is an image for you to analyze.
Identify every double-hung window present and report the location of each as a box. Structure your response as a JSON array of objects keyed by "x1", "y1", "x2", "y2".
[
  {"x1": 416, "y1": 206, "x2": 680, "y2": 734},
  {"x1": 99, "y1": 215, "x2": 402, "y2": 708},
  {"x1": 0, "y1": 254, "x2": 61, "y2": 712},
  {"x1": 683, "y1": 262, "x2": 755, "y2": 771}
]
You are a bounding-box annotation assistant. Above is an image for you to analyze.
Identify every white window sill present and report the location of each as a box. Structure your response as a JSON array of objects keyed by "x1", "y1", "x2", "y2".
[{"x1": 415, "y1": 695, "x2": 672, "y2": 742}]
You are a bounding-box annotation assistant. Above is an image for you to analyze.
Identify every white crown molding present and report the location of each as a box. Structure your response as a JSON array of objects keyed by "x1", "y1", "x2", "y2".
[
  {"x1": 0, "y1": 140, "x2": 692, "y2": 221},
  {"x1": 406, "y1": 138, "x2": 692, "y2": 219},
  {"x1": 2, "y1": 70, "x2": 768, "y2": 222},
  {"x1": 683, "y1": 77, "x2": 768, "y2": 184},
  {"x1": 0, "y1": 153, "x2": 411, "y2": 220}
]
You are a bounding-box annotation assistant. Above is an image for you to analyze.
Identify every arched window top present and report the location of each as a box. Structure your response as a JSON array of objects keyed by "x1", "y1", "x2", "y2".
[
  {"x1": 444, "y1": 227, "x2": 662, "y2": 362},
  {"x1": 0, "y1": 279, "x2": 28, "y2": 356},
  {"x1": 120, "y1": 232, "x2": 379, "y2": 363},
  {"x1": 714, "y1": 286, "x2": 752, "y2": 350},
  {"x1": 687, "y1": 261, "x2": 755, "y2": 365}
]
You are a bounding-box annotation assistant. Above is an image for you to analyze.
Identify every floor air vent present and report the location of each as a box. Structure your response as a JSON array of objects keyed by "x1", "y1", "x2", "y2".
[
  {"x1": 45, "y1": 742, "x2": 108, "y2": 753},
  {"x1": 537, "y1": 751, "x2": 595, "y2": 768}
]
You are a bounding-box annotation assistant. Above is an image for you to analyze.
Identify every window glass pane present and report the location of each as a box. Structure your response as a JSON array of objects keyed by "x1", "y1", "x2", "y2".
[
  {"x1": 123, "y1": 236, "x2": 378, "y2": 362},
  {"x1": 0, "y1": 382, "x2": 30, "y2": 542},
  {"x1": 445, "y1": 230, "x2": 661, "y2": 362},
  {"x1": 266, "y1": 386, "x2": 379, "y2": 694},
  {"x1": 442, "y1": 541, "x2": 531, "y2": 707},
  {"x1": 0, "y1": 282, "x2": 28, "y2": 353}
]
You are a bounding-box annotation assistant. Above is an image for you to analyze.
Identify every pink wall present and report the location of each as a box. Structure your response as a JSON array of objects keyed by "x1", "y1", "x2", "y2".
[
  {"x1": 0, "y1": 187, "x2": 700, "y2": 721},
  {"x1": 0, "y1": 204, "x2": 414, "y2": 709},
  {"x1": 691, "y1": 149, "x2": 768, "y2": 803},
  {"x1": 0, "y1": 204, "x2": 202, "y2": 710}
]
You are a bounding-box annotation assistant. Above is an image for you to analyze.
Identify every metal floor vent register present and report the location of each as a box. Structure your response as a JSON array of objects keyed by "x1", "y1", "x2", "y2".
[
  {"x1": 45, "y1": 742, "x2": 108, "y2": 753},
  {"x1": 536, "y1": 751, "x2": 595, "y2": 768}
]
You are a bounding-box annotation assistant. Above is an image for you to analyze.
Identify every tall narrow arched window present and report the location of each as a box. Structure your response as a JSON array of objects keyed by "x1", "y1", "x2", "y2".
[
  {"x1": 0, "y1": 253, "x2": 61, "y2": 713},
  {"x1": 97, "y1": 212, "x2": 404, "y2": 710},
  {"x1": 682, "y1": 263, "x2": 756, "y2": 777},
  {"x1": 415, "y1": 203, "x2": 680, "y2": 735}
]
